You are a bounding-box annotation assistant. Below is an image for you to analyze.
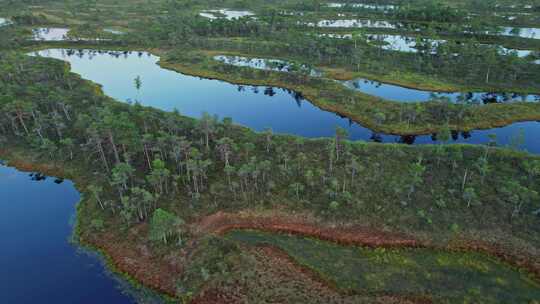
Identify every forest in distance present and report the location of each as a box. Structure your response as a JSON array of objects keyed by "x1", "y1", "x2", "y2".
[{"x1": 1, "y1": 0, "x2": 540, "y2": 303}]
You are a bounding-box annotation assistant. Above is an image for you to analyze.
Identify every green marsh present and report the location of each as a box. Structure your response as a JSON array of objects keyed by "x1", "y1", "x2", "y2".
[{"x1": 227, "y1": 229, "x2": 540, "y2": 303}]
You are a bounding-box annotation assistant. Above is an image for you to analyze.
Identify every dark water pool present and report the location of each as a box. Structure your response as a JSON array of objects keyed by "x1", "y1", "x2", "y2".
[
  {"x1": 0, "y1": 163, "x2": 160, "y2": 303},
  {"x1": 31, "y1": 49, "x2": 540, "y2": 154}
]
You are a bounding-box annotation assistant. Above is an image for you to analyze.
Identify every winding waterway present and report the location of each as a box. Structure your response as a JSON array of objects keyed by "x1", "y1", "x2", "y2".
[
  {"x1": 0, "y1": 163, "x2": 159, "y2": 303},
  {"x1": 344, "y1": 78, "x2": 540, "y2": 103},
  {"x1": 32, "y1": 48, "x2": 540, "y2": 154}
]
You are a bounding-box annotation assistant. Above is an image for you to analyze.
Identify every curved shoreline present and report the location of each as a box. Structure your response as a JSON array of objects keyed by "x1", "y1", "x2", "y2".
[
  {"x1": 4, "y1": 45, "x2": 540, "y2": 302},
  {"x1": 0, "y1": 148, "x2": 179, "y2": 298},
  {"x1": 25, "y1": 40, "x2": 540, "y2": 95},
  {"x1": 24, "y1": 42, "x2": 540, "y2": 136},
  {"x1": 1, "y1": 148, "x2": 539, "y2": 301},
  {"x1": 158, "y1": 53, "x2": 540, "y2": 136}
]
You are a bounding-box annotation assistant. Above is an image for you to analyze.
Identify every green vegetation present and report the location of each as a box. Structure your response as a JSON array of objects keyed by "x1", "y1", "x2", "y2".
[
  {"x1": 2, "y1": 0, "x2": 540, "y2": 134},
  {"x1": 161, "y1": 48, "x2": 540, "y2": 135},
  {"x1": 149, "y1": 208, "x2": 184, "y2": 245},
  {"x1": 2, "y1": 0, "x2": 540, "y2": 302},
  {"x1": 1, "y1": 48, "x2": 540, "y2": 301},
  {"x1": 227, "y1": 229, "x2": 540, "y2": 303}
]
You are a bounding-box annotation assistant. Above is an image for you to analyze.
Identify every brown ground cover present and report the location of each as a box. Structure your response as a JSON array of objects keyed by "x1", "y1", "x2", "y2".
[
  {"x1": 0, "y1": 149, "x2": 538, "y2": 302},
  {"x1": 195, "y1": 210, "x2": 421, "y2": 248}
]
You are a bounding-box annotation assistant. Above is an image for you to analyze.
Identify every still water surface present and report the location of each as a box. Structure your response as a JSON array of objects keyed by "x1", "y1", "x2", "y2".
[
  {"x1": 501, "y1": 27, "x2": 540, "y2": 39},
  {"x1": 344, "y1": 78, "x2": 540, "y2": 103},
  {"x1": 0, "y1": 17, "x2": 10, "y2": 26},
  {"x1": 0, "y1": 164, "x2": 151, "y2": 303},
  {"x1": 32, "y1": 48, "x2": 540, "y2": 154},
  {"x1": 32, "y1": 28, "x2": 70, "y2": 41},
  {"x1": 199, "y1": 9, "x2": 254, "y2": 20},
  {"x1": 327, "y1": 2, "x2": 396, "y2": 10}
]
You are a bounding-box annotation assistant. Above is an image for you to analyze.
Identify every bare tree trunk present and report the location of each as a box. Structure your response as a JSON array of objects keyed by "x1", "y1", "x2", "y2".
[
  {"x1": 97, "y1": 141, "x2": 110, "y2": 172},
  {"x1": 17, "y1": 113, "x2": 29, "y2": 135},
  {"x1": 461, "y1": 169, "x2": 468, "y2": 191},
  {"x1": 108, "y1": 132, "x2": 121, "y2": 164}
]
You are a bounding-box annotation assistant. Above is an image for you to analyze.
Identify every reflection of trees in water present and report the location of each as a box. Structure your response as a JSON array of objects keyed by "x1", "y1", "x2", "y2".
[
  {"x1": 53, "y1": 49, "x2": 537, "y2": 149},
  {"x1": 264, "y1": 87, "x2": 276, "y2": 96},
  {"x1": 399, "y1": 135, "x2": 417, "y2": 144},
  {"x1": 370, "y1": 129, "x2": 477, "y2": 146},
  {"x1": 63, "y1": 49, "x2": 151, "y2": 60},
  {"x1": 370, "y1": 133, "x2": 383, "y2": 142},
  {"x1": 29, "y1": 172, "x2": 47, "y2": 181},
  {"x1": 350, "y1": 78, "x2": 539, "y2": 103},
  {"x1": 215, "y1": 55, "x2": 319, "y2": 76},
  {"x1": 352, "y1": 79, "x2": 383, "y2": 89},
  {"x1": 451, "y1": 130, "x2": 459, "y2": 140},
  {"x1": 28, "y1": 172, "x2": 63, "y2": 183},
  {"x1": 235, "y1": 85, "x2": 304, "y2": 105}
]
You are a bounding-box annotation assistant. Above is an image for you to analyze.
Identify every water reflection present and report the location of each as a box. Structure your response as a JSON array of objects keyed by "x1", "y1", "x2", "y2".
[
  {"x1": 32, "y1": 28, "x2": 70, "y2": 41},
  {"x1": 103, "y1": 28, "x2": 125, "y2": 35},
  {"x1": 501, "y1": 27, "x2": 540, "y2": 39},
  {"x1": 314, "y1": 19, "x2": 398, "y2": 29},
  {"x1": 325, "y1": 33, "x2": 538, "y2": 60},
  {"x1": 0, "y1": 17, "x2": 11, "y2": 27},
  {"x1": 32, "y1": 28, "x2": 116, "y2": 41},
  {"x1": 0, "y1": 164, "x2": 146, "y2": 303},
  {"x1": 199, "y1": 9, "x2": 254, "y2": 20},
  {"x1": 30, "y1": 48, "x2": 540, "y2": 154},
  {"x1": 344, "y1": 78, "x2": 540, "y2": 103},
  {"x1": 29, "y1": 172, "x2": 47, "y2": 181},
  {"x1": 214, "y1": 55, "x2": 322, "y2": 76},
  {"x1": 327, "y1": 2, "x2": 396, "y2": 10},
  {"x1": 367, "y1": 34, "x2": 444, "y2": 53}
]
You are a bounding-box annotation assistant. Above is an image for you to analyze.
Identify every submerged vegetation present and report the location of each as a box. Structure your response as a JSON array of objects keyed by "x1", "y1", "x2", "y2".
[{"x1": 1, "y1": 0, "x2": 540, "y2": 302}]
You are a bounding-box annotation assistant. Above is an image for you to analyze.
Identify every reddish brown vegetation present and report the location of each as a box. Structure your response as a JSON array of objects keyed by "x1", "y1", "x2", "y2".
[
  {"x1": 190, "y1": 288, "x2": 242, "y2": 304},
  {"x1": 83, "y1": 225, "x2": 183, "y2": 297},
  {"x1": 0, "y1": 149, "x2": 537, "y2": 301},
  {"x1": 195, "y1": 211, "x2": 421, "y2": 248},
  {"x1": 191, "y1": 245, "x2": 431, "y2": 304},
  {"x1": 195, "y1": 211, "x2": 540, "y2": 282}
]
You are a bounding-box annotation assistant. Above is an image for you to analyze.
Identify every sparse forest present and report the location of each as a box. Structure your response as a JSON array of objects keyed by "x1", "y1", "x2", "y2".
[{"x1": 1, "y1": 0, "x2": 540, "y2": 303}]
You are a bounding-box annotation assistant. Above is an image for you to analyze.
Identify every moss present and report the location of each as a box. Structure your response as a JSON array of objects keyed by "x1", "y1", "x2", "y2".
[
  {"x1": 2, "y1": 49, "x2": 540, "y2": 302},
  {"x1": 226, "y1": 229, "x2": 540, "y2": 303}
]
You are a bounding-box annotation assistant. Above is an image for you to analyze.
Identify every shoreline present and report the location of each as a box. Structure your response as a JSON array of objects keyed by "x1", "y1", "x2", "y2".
[
  {"x1": 0, "y1": 147, "x2": 178, "y2": 299},
  {"x1": 1, "y1": 147, "x2": 539, "y2": 302},
  {"x1": 158, "y1": 51, "x2": 540, "y2": 136},
  {"x1": 24, "y1": 42, "x2": 540, "y2": 136}
]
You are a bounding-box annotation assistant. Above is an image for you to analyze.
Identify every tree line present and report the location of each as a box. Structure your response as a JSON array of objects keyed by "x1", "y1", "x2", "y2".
[{"x1": 1, "y1": 52, "x2": 539, "y2": 246}]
